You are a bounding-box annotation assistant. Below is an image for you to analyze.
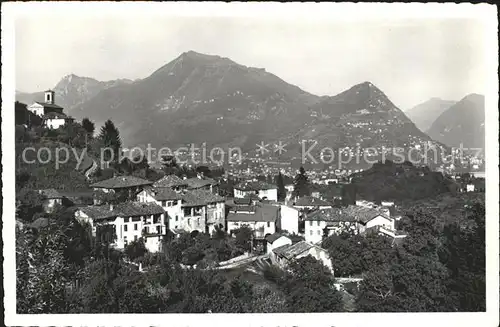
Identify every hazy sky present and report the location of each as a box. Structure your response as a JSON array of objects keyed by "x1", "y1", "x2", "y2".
[{"x1": 16, "y1": 15, "x2": 487, "y2": 109}]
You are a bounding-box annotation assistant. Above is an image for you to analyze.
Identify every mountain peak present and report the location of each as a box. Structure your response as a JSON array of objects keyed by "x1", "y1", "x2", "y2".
[
  {"x1": 178, "y1": 50, "x2": 230, "y2": 63},
  {"x1": 463, "y1": 93, "x2": 484, "y2": 102}
]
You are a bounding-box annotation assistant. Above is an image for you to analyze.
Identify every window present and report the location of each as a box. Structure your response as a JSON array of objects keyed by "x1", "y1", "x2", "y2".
[
  {"x1": 310, "y1": 230, "x2": 313, "y2": 235},
  {"x1": 317, "y1": 221, "x2": 320, "y2": 226},
  {"x1": 134, "y1": 235, "x2": 138, "y2": 241},
  {"x1": 267, "y1": 222, "x2": 270, "y2": 228},
  {"x1": 162, "y1": 201, "x2": 166, "y2": 207},
  {"x1": 309, "y1": 221, "x2": 313, "y2": 226},
  {"x1": 175, "y1": 215, "x2": 178, "y2": 221},
  {"x1": 134, "y1": 223, "x2": 138, "y2": 231},
  {"x1": 124, "y1": 225, "x2": 128, "y2": 232},
  {"x1": 317, "y1": 230, "x2": 321, "y2": 235}
]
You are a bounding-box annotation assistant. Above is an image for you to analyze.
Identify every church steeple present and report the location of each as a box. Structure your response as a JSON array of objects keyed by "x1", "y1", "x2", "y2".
[{"x1": 44, "y1": 90, "x2": 55, "y2": 104}]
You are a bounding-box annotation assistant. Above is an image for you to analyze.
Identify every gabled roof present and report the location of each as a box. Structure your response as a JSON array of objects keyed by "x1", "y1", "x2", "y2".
[
  {"x1": 272, "y1": 241, "x2": 325, "y2": 260},
  {"x1": 265, "y1": 233, "x2": 289, "y2": 244},
  {"x1": 153, "y1": 174, "x2": 188, "y2": 188},
  {"x1": 78, "y1": 205, "x2": 119, "y2": 220},
  {"x1": 144, "y1": 187, "x2": 183, "y2": 201},
  {"x1": 342, "y1": 205, "x2": 390, "y2": 224},
  {"x1": 78, "y1": 202, "x2": 164, "y2": 220},
  {"x1": 181, "y1": 189, "x2": 225, "y2": 207},
  {"x1": 226, "y1": 203, "x2": 279, "y2": 223},
  {"x1": 185, "y1": 177, "x2": 218, "y2": 189},
  {"x1": 34, "y1": 102, "x2": 64, "y2": 109},
  {"x1": 39, "y1": 188, "x2": 64, "y2": 199},
  {"x1": 90, "y1": 176, "x2": 153, "y2": 189},
  {"x1": 43, "y1": 112, "x2": 67, "y2": 119},
  {"x1": 294, "y1": 196, "x2": 332, "y2": 207},
  {"x1": 115, "y1": 202, "x2": 165, "y2": 217},
  {"x1": 305, "y1": 208, "x2": 357, "y2": 222},
  {"x1": 234, "y1": 181, "x2": 276, "y2": 191}
]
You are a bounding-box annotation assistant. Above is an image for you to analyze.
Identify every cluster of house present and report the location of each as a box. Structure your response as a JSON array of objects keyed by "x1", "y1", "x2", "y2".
[
  {"x1": 72, "y1": 174, "x2": 224, "y2": 252},
  {"x1": 26, "y1": 90, "x2": 73, "y2": 129},
  {"x1": 33, "y1": 173, "x2": 406, "y2": 273}
]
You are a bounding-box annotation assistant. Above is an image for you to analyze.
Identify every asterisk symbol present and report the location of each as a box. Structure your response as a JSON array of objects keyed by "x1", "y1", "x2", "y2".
[
  {"x1": 274, "y1": 141, "x2": 287, "y2": 155},
  {"x1": 256, "y1": 141, "x2": 269, "y2": 155}
]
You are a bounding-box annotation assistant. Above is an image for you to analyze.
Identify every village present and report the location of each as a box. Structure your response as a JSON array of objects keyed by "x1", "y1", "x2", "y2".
[{"x1": 18, "y1": 89, "x2": 485, "y2": 292}]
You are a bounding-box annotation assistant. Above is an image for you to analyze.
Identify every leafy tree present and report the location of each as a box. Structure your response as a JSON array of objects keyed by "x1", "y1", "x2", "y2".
[
  {"x1": 283, "y1": 256, "x2": 343, "y2": 312},
  {"x1": 160, "y1": 155, "x2": 179, "y2": 175},
  {"x1": 439, "y1": 202, "x2": 485, "y2": 311},
  {"x1": 16, "y1": 188, "x2": 45, "y2": 222},
  {"x1": 234, "y1": 226, "x2": 253, "y2": 253},
  {"x1": 81, "y1": 118, "x2": 95, "y2": 137},
  {"x1": 98, "y1": 119, "x2": 122, "y2": 164},
  {"x1": 292, "y1": 166, "x2": 310, "y2": 198},
  {"x1": 276, "y1": 172, "x2": 286, "y2": 201},
  {"x1": 125, "y1": 238, "x2": 148, "y2": 262},
  {"x1": 16, "y1": 217, "x2": 71, "y2": 313}
]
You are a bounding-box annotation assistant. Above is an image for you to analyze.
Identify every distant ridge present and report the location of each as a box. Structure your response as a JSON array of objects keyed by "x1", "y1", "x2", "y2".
[
  {"x1": 426, "y1": 93, "x2": 485, "y2": 149},
  {"x1": 406, "y1": 98, "x2": 456, "y2": 132}
]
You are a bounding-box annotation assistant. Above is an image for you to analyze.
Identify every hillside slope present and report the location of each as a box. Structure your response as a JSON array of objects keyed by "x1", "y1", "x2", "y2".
[
  {"x1": 405, "y1": 98, "x2": 456, "y2": 132},
  {"x1": 426, "y1": 94, "x2": 485, "y2": 149}
]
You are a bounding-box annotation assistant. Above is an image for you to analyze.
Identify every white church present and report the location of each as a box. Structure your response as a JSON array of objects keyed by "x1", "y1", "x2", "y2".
[{"x1": 27, "y1": 90, "x2": 72, "y2": 129}]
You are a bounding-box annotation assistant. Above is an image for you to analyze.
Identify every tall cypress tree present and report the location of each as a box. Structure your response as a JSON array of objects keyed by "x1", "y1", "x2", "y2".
[
  {"x1": 98, "y1": 119, "x2": 122, "y2": 164},
  {"x1": 276, "y1": 172, "x2": 286, "y2": 201},
  {"x1": 293, "y1": 167, "x2": 310, "y2": 198}
]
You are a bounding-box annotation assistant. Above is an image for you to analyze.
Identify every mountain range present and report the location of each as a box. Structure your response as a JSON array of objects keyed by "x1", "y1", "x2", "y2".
[
  {"x1": 16, "y1": 74, "x2": 134, "y2": 111},
  {"x1": 426, "y1": 94, "x2": 485, "y2": 150},
  {"x1": 16, "y1": 51, "x2": 483, "y2": 159},
  {"x1": 405, "y1": 98, "x2": 456, "y2": 132}
]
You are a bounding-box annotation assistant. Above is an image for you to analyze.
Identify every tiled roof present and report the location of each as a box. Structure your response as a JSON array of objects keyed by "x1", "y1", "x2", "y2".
[
  {"x1": 226, "y1": 203, "x2": 279, "y2": 223},
  {"x1": 90, "y1": 176, "x2": 153, "y2": 189},
  {"x1": 78, "y1": 202, "x2": 164, "y2": 220},
  {"x1": 342, "y1": 205, "x2": 390, "y2": 224},
  {"x1": 39, "y1": 188, "x2": 64, "y2": 199},
  {"x1": 272, "y1": 241, "x2": 315, "y2": 260},
  {"x1": 115, "y1": 202, "x2": 165, "y2": 217},
  {"x1": 34, "y1": 102, "x2": 64, "y2": 109},
  {"x1": 43, "y1": 112, "x2": 67, "y2": 119},
  {"x1": 305, "y1": 208, "x2": 357, "y2": 222},
  {"x1": 181, "y1": 189, "x2": 225, "y2": 207},
  {"x1": 78, "y1": 205, "x2": 119, "y2": 220},
  {"x1": 265, "y1": 233, "x2": 287, "y2": 244},
  {"x1": 235, "y1": 181, "x2": 276, "y2": 191},
  {"x1": 146, "y1": 187, "x2": 183, "y2": 201},
  {"x1": 153, "y1": 174, "x2": 187, "y2": 188},
  {"x1": 294, "y1": 196, "x2": 332, "y2": 207},
  {"x1": 185, "y1": 177, "x2": 218, "y2": 189}
]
